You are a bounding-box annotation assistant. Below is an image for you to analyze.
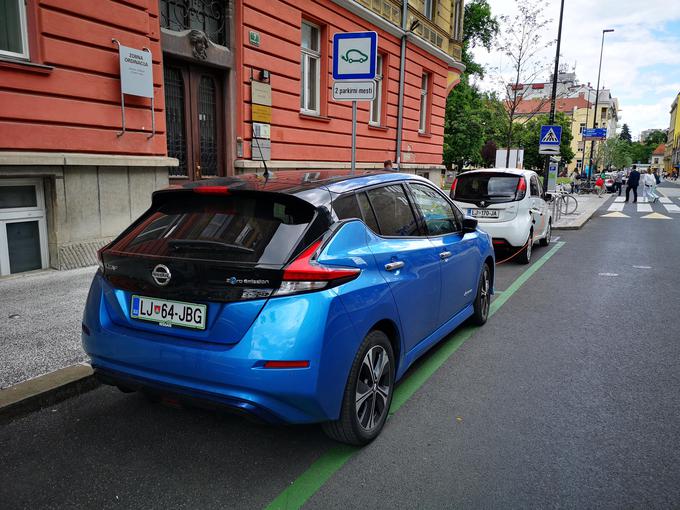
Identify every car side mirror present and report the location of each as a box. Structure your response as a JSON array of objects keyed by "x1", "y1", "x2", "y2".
[{"x1": 462, "y1": 216, "x2": 478, "y2": 233}]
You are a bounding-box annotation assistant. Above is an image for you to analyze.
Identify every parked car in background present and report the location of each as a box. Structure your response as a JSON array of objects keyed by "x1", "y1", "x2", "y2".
[
  {"x1": 82, "y1": 172, "x2": 495, "y2": 445},
  {"x1": 449, "y1": 169, "x2": 552, "y2": 264}
]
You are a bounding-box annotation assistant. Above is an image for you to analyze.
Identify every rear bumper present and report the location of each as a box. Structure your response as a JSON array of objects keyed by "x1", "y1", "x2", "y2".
[
  {"x1": 476, "y1": 219, "x2": 531, "y2": 248},
  {"x1": 82, "y1": 274, "x2": 358, "y2": 424},
  {"x1": 94, "y1": 367, "x2": 283, "y2": 423}
]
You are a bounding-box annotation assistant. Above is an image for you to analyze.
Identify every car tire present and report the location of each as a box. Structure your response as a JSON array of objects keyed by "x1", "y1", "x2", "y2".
[
  {"x1": 517, "y1": 230, "x2": 533, "y2": 264},
  {"x1": 539, "y1": 221, "x2": 551, "y2": 247},
  {"x1": 322, "y1": 330, "x2": 395, "y2": 446},
  {"x1": 471, "y1": 263, "x2": 491, "y2": 326}
]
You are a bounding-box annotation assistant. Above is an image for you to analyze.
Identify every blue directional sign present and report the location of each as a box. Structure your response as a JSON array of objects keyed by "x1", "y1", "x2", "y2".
[
  {"x1": 332, "y1": 32, "x2": 378, "y2": 81},
  {"x1": 539, "y1": 125, "x2": 562, "y2": 155},
  {"x1": 582, "y1": 128, "x2": 607, "y2": 139}
]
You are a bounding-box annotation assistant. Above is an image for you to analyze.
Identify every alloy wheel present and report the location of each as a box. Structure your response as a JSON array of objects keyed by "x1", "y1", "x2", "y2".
[
  {"x1": 480, "y1": 266, "x2": 491, "y2": 320},
  {"x1": 355, "y1": 345, "x2": 391, "y2": 431}
]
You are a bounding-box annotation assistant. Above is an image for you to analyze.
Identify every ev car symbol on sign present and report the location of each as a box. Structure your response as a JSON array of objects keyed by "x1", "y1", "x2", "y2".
[{"x1": 332, "y1": 32, "x2": 378, "y2": 80}]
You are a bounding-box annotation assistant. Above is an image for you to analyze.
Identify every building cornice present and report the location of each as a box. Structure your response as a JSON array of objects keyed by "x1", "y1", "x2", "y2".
[
  {"x1": 328, "y1": 0, "x2": 465, "y2": 72},
  {"x1": 0, "y1": 152, "x2": 179, "y2": 167}
]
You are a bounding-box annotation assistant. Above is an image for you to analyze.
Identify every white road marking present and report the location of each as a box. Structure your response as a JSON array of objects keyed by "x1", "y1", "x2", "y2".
[
  {"x1": 601, "y1": 212, "x2": 629, "y2": 218},
  {"x1": 598, "y1": 272, "x2": 619, "y2": 277},
  {"x1": 552, "y1": 236, "x2": 561, "y2": 242},
  {"x1": 614, "y1": 197, "x2": 625, "y2": 203},
  {"x1": 662, "y1": 203, "x2": 680, "y2": 213},
  {"x1": 633, "y1": 265, "x2": 652, "y2": 269},
  {"x1": 637, "y1": 203, "x2": 652, "y2": 213},
  {"x1": 641, "y1": 212, "x2": 671, "y2": 220},
  {"x1": 659, "y1": 197, "x2": 671, "y2": 204},
  {"x1": 608, "y1": 202, "x2": 625, "y2": 211}
]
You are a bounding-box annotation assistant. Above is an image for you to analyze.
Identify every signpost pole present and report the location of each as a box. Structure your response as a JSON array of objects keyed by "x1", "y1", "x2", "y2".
[
  {"x1": 351, "y1": 100, "x2": 357, "y2": 175},
  {"x1": 543, "y1": 0, "x2": 565, "y2": 193}
]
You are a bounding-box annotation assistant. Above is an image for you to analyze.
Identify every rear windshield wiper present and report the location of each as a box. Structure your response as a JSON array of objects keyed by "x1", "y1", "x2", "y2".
[{"x1": 168, "y1": 239, "x2": 254, "y2": 254}]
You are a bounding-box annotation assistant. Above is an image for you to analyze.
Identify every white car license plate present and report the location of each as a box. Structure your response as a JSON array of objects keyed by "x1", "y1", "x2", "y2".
[
  {"x1": 468, "y1": 208, "x2": 500, "y2": 218},
  {"x1": 130, "y1": 295, "x2": 207, "y2": 330}
]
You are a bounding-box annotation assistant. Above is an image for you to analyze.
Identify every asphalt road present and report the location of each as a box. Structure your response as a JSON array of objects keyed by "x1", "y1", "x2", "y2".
[{"x1": 2, "y1": 185, "x2": 680, "y2": 509}]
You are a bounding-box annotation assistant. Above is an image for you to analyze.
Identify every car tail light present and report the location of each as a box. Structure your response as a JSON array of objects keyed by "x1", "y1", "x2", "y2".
[
  {"x1": 450, "y1": 177, "x2": 458, "y2": 196},
  {"x1": 193, "y1": 186, "x2": 230, "y2": 195},
  {"x1": 516, "y1": 177, "x2": 527, "y2": 199},
  {"x1": 274, "y1": 240, "x2": 360, "y2": 296},
  {"x1": 263, "y1": 360, "x2": 310, "y2": 369}
]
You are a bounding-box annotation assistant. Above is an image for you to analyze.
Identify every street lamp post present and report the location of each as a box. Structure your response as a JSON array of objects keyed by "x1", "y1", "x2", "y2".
[{"x1": 587, "y1": 29, "x2": 614, "y2": 177}]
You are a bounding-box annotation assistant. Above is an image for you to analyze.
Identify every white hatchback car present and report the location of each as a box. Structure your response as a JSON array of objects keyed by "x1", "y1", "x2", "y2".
[{"x1": 449, "y1": 169, "x2": 552, "y2": 264}]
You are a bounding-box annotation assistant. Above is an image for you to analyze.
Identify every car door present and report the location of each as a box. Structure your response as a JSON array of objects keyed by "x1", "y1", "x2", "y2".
[
  {"x1": 363, "y1": 184, "x2": 442, "y2": 353},
  {"x1": 408, "y1": 182, "x2": 480, "y2": 324},
  {"x1": 529, "y1": 175, "x2": 546, "y2": 237}
]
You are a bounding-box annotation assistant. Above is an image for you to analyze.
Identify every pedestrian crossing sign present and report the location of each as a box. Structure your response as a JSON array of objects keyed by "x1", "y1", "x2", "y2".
[{"x1": 539, "y1": 125, "x2": 562, "y2": 155}]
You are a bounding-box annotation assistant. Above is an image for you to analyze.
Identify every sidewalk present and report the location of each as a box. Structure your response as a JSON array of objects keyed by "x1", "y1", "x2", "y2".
[
  {"x1": 0, "y1": 266, "x2": 96, "y2": 389},
  {"x1": 553, "y1": 193, "x2": 612, "y2": 230}
]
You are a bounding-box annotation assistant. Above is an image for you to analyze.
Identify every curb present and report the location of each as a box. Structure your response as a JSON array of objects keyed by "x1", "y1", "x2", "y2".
[{"x1": 0, "y1": 364, "x2": 99, "y2": 422}]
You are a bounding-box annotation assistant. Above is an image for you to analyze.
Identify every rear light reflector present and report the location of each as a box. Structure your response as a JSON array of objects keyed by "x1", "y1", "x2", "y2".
[
  {"x1": 194, "y1": 186, "x2": 230, "y2": 195},
  {"x1": 264, "y1": 360, "x2": 310, "y2": 369}
]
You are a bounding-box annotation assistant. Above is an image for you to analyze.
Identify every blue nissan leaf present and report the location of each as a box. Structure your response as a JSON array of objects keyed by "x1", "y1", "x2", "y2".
[{"x1": 82, "y1": 171, "x2": 494, "y2": 445}]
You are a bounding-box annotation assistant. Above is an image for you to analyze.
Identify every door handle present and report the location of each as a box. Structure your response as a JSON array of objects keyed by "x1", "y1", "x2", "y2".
[
  {"x1": 384, "y1": 261, "x2": 405, "y2": 271},
  {"x1": 440, "y1": 251, "x2": 452, "y2": 260}
]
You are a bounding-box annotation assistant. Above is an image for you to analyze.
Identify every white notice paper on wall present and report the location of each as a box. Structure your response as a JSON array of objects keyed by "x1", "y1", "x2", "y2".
[{"x1": 118, "y1": 45, "x2": 154, "y2": 98}]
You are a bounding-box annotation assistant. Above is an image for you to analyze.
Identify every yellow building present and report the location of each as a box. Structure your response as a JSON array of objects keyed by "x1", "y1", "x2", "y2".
[{"x1": 666, "y1": 93, "x2": 680, "y2": 173}]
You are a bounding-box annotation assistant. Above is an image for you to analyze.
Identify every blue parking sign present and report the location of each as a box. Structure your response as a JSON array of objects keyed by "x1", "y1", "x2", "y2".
[{"x1": 332, "y1": 32, "x2": 378, "y2": 81}]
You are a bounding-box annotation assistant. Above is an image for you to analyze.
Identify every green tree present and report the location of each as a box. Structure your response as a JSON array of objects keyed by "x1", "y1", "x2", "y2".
[
  {"x1": 619, "y1": 123, "x2": 632, "y2": 143},
  {"x1": 460, "y1": 0, "x2": 499, "y2": 78},
  {"x1": 517, "y1": 113, "x2": 574, "y2": 170},
  {"x1": 497, "y1": 0, "x2": 554, "y2": 166},
  {"x1": 596, "y1": 137, "x2": 632, "y2": 169},
  {"x1": 643, "y1": 129, "x2": 667, "y2": 146},
  {"x1": 443, "y1": 0, "x2": 501, "y2": 169}
]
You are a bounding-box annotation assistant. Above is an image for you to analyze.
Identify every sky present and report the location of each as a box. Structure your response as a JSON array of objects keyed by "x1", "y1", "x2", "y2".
[{"x1": 472, "y1": 0, "x2": 680, "y2": 139}]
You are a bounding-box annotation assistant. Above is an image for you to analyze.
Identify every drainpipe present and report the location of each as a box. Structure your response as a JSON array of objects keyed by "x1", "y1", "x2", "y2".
[{"x1": 395, "y1": 0, "x2": 408, "y2": 169}]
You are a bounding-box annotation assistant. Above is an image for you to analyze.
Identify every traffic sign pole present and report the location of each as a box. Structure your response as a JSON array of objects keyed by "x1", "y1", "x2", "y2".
[{"x1": 351, "y1": 101, "x2": 357, "y2": 175}]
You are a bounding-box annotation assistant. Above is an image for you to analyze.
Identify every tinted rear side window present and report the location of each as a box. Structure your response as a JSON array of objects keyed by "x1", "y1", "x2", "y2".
[
  {"x1": 454, "y1": 174, "x2": 522, "y2": 203},
  {"x1": 357, "y1": 192, "x2": 380, "y2": 233},
  {"x1": 110, "y1": 194, "x2": 315, "y2": 265},
  {"x1": 332, "y1": 193, "x2": 362, "y2": 221},
  {"x1": 366, "y1": 185, "x2": 420, "y2": 237}
]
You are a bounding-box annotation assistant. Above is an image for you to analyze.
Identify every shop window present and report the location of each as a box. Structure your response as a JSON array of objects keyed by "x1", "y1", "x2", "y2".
[
  {"x1": 0, "y1": 0, "x2": 30, "y2": 59},
  {"x1": 300, "y1": 21, "x2": 321, "y2": 115}
]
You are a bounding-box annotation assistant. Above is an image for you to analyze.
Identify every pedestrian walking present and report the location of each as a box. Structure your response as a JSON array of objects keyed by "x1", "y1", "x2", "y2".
[
  {"x1": 614, "y1": 169, "x2": 624, "y2": 196},
  {"x1": 644, "y1": 169, "x2": 659, "y2": 203},
  {"x1": 595, "y1": 174, "x2": 605, "y2": 197},
  {"x1": 570, "y1": 168, "x2": 581, "y2": 193},
  {"x1": 626, "y1": 165, "x2": 641, "y2": 202}
]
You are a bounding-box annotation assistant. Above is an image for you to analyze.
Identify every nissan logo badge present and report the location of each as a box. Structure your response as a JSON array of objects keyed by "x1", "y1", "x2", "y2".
[{"x1": 151, "y1": 264, "x2": 171, "y2": 286}]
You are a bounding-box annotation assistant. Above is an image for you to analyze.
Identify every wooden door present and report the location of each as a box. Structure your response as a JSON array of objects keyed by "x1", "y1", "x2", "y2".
[{"x1": 163, "y1": 62, "x2": 225, "y2": 180}]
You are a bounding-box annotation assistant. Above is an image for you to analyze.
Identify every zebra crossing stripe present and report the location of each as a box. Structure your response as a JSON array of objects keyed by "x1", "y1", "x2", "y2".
[
  {"x1": 608, "y1": 202, "x2": 625, "y2": 212},
  {"x1": 614, "y1": 197, "x2": 625, "y2": 203},
  {"x1": 662, "y1": 203, "x2": 680, "y2": 213},
  {"x1": 659, "y1": 197, "x2": 671, "y2": 204},
  {"x1": 637, "y1": 203, "x2": 652, "y2": 213}
]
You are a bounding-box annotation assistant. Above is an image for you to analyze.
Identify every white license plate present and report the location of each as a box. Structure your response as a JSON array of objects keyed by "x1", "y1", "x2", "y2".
[
  {"x1": 468, "y1": 208, "x2": 500, "y2": 218},
  {"x1": 130, "y1": 295, "x2": 207, "y2": 330}
]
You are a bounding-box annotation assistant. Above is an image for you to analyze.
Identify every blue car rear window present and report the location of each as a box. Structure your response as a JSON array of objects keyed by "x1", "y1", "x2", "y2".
[{"x1": 109, "y1": 195, "x2": 314, "y2": 265}]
